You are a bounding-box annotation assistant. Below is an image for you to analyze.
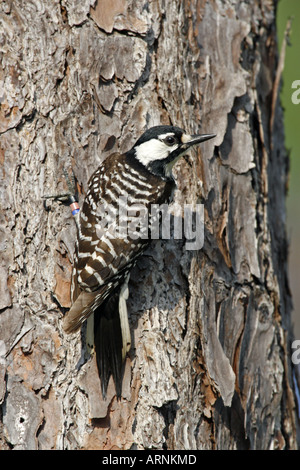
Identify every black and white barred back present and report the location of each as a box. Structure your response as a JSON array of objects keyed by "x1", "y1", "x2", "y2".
[{"x1": 63, "y1": 151, "x2": 173, "y2": 335}]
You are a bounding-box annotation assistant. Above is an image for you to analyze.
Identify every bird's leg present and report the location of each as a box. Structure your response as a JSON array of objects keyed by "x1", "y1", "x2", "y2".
[{"x1": 43, "y1": 168, "x2": 80, "y2": 221}]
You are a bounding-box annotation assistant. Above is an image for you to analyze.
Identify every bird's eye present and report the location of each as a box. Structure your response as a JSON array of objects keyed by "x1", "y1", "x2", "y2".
[{"x1": 164, "y1": 136, "x2": 176, "y2": 146}]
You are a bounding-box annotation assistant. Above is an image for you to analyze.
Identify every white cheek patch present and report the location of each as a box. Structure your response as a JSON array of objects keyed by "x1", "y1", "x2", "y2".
[{"x1": 135, "y1": 138, "x2": 178, "y2": 166}]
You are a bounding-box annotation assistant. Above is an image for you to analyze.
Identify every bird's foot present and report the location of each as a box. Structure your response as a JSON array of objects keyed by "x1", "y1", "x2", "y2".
[
  {"x1": 43, "y1": 168, "x2": 80, "y2": 218},
  {"x1": 43, "y1": 168, "x2": 77, "y2": 205}
]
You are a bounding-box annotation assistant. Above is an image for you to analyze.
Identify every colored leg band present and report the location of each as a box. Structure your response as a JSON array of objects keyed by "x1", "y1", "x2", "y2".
[{"x1": 70, "y1": 201, "x2": 80, "y2": 216}]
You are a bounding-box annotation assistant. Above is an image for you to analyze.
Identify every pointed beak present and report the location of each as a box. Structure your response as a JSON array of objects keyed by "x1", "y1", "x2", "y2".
[{"x1": 181, "y1": 133, "x2": 216, "y2": 149}]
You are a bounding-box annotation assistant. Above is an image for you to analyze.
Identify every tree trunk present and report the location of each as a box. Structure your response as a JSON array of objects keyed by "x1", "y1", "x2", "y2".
[{"x1": 0, "y1": 0, "x2": 298, "y2": 450}]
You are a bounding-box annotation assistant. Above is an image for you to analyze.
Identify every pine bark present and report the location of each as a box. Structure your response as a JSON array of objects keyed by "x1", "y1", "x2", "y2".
[{"x1": 0, "y1": 0, "x2": 298, "y2": 450}]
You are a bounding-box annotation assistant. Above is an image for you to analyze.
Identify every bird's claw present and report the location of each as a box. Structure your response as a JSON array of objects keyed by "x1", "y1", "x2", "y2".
[{"x1": 43, "y1": 168, "x2": 78, "y2": 205}]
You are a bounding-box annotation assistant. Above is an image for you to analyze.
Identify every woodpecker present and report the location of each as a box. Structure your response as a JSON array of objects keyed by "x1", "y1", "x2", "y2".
[{"x1": 62, "y1": 125, "x2": 215, "y2": 399}]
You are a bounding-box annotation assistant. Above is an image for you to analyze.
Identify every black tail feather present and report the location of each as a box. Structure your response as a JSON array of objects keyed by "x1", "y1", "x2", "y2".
[{"x1": 94, "y1": 288, "x2": 124, "y2": 399}]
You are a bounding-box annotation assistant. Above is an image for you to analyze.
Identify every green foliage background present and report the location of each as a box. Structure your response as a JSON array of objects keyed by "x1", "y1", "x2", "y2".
[{"x1": 277, "y1": 0, "x2": 300, "y2": 336}]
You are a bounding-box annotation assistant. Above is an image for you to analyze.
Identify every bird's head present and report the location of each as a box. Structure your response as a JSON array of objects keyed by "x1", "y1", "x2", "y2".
[{"x1": 129, "y1": 125, "x2": 216, "y2": 180}]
